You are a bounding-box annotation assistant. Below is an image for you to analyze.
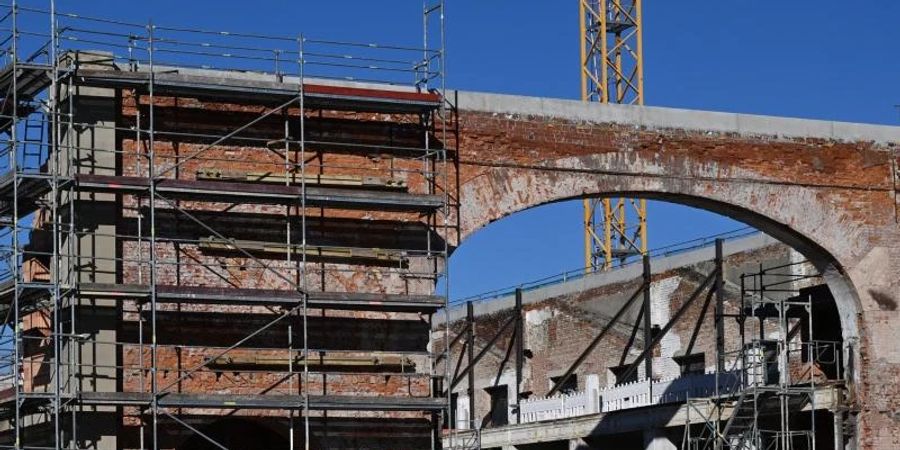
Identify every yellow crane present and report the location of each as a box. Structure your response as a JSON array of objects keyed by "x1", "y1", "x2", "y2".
[{"x1": 579, "y1": 0, "x2": 647, "y2": 271}]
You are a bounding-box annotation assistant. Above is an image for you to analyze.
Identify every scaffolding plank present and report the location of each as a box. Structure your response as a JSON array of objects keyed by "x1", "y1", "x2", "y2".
[
  {"x1": 0, "y1": 63, "x2": 54, "y2": 134},
  {"x1": 76, "y1": 391, "x2": 444, "y2": 411},
  {"x1": 0, "y1": 172, "x2": 53, "y2": 220},
  {"x1": 74, "y1": 69, "x2": 441, "y2": 114},
  {"x1": 78, "y1": 283, "x2": 444, "y2": 312},
  {"x1": 74, "y1": 174, "x2": 444, "y2": 212},
  {"x1": 1, "y1": 282, "x2": 443, "y2": 314},
  {"x1": 0, "y1": 279, "x2": 55, "y2": 316}
]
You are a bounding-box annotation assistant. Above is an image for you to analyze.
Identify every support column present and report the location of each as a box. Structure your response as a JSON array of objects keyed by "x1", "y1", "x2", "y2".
[
  {"x1": 715, "y1": 238, "x2": 725, "y2": 373},
  {"x1": 64, "y1": 51, "x2": 120, "y2": 450},
  {"x1": 515, "y1": 288, "x2": 523, "y2": 424},
  {"x1": 834, "y1": 410, "x2": 845, "y2": 450},
  {"x1": 569, "y1": 437, "x2": 591, "y2": 450},
  {"x1": 642, "y1": 255, "x2": 652, "y2": 386},
  {"x1": 643, "y1": 428, "x2": 676, "y2": 450},
  {"x1": 467, "y1": 301, "x2": 476, "y2": 428}
]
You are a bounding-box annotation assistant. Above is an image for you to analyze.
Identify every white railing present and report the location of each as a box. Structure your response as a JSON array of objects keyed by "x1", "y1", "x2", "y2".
[
  {"x1": 520, "y1": 375, "x2": 600, "y2": 423},
  {"x1": 601, "y1": 372, "x2": 739, "y2": 412},
  {"x1": 520, "y1": 372, "x2": 740, "y2": 423}
]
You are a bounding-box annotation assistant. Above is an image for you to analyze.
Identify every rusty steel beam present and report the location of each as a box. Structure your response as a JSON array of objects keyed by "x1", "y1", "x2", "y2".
[
  {"x1": 547, "y1": 258, "x2": 649, "y2": 397},
  {"x1": 618, "y1": 266, "x2": 718, "y2": 385}
]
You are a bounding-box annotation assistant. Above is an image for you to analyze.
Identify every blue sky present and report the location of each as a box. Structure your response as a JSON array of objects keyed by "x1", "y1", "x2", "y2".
[{"x1": 52, "y1": 1, "x2": 900, "y2": 299}]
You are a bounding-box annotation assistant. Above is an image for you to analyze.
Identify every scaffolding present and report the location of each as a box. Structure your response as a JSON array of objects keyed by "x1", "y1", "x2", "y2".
[
  {"x1": 683, "y1": 260, "x2": 846, "y2": 450},
  {"x1": 0, "y1": 0, "x2": 453, "y2": 448}
]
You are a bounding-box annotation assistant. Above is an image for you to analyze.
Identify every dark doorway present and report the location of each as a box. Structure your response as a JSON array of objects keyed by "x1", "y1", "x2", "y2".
[
  {"x1": 178, "y1": 418, "x2": 289, "y2": 450},
  {"x1": 484, "y1": 385, "x2": 509, "y2": 428}
]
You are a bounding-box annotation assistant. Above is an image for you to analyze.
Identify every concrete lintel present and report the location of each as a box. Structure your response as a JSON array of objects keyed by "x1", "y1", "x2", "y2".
[{"x1": 454, "y1": 90, "x2": 900, "y2": 145}]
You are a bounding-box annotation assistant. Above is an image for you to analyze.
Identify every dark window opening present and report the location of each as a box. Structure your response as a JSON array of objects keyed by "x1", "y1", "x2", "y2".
[
  {"x1": 673, "y1": 353, "x2": 706, "y2": 376},
  {"x1": 444, "y1": 392, "x2": 459, "y2": 429},
  {"x1": 484, "y1": 385, "x2": 508, "y2": 428},
  {"x1": 550, "y1": 374, "x2": 578, "y2": 394},
  {"x1": 609, "y1": 364, "x2": 638, "y2": 386}
]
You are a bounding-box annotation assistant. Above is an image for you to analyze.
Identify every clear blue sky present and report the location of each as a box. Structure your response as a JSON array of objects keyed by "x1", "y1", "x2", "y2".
[{"x1": 61, "y1": 1, "x2": 900, "y2": 299}]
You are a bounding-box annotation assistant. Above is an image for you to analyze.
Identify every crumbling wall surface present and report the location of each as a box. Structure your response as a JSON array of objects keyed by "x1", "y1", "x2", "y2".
[
  {"x1": 439, "y1": 241, "x2": 789, "y2": 424},
  {"x1": 108, "y1": 90, "x2": 445, "y2": 448},
  {"x1": 452, "y1": 92, "x2": 900, "y2": 449}
]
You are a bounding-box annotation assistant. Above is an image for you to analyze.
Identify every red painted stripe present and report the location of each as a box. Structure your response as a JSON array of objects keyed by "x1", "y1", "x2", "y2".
[{"x1": 303, "y1": 83, "x2": 441, "y2": 103}]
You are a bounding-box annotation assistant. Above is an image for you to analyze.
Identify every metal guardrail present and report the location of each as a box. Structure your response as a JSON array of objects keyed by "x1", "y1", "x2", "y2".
[{"x1": 450, "y1": 227, "x2": 757, "y2": 306}]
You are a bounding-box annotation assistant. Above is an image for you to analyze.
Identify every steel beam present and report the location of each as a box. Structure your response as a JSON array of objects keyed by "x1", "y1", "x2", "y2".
[{"x1": 548, "y1": 270, "x2": 647, "y2": 397}]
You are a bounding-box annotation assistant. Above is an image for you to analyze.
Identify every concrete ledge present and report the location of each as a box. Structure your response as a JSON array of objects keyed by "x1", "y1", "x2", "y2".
[
  {"x1": 445, "y1": 232, "x2": 777, "y2": 323},
  {"x1": 454, "y1": 90, "x2": 900, "y2": 145}
]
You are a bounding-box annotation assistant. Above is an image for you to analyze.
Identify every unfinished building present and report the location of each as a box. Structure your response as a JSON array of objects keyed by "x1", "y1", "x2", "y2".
[
  {"x1": 0, "y1": 2, "x2": 450, "y2": 449},
  {"x1": 1, "y1": 2, "x2": 899, "y2": 450},
  {"x1": 437, "y1": 232, "x2": 847, "y2": 449}
]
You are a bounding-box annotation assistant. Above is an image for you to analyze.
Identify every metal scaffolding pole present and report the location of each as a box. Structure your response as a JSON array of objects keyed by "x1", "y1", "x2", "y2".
[
  {"x1": 298, "y1": 33, "x2": 310, "y2": 450},
  {"x1": 47, "y1": 1, "x2": 60, "y2": 447},
  {"x1": 466, "y1": 301, "x2": 475, "y2": 428},
  {"x1": 10, "y1": 1, "x2": 20, "y2": 446},
  {"x1": 147, "y1": 19, "x2": 161, "y2": 450}
]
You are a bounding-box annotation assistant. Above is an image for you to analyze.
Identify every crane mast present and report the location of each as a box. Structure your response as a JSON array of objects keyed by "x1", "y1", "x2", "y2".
[{"x1": 580, "y1": 0, "x2": 646, "y2": 271}]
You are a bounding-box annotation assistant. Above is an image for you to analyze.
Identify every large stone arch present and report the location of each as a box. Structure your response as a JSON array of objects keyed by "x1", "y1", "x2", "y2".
[
  {"x1": 451, "y1": 91, "x2": 900, "y2": 449},
  {"x1": 457, "y1": 159, "x2": 865, "y2": 341}
]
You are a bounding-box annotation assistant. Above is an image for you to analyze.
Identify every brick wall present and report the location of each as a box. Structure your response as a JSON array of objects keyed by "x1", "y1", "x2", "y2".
[
  {"x1": 452, "y1": 95, "x2": 900, "y2": 449},
  {"x1": 438, "y1": 240, "x2": 804, "y2": 428}
]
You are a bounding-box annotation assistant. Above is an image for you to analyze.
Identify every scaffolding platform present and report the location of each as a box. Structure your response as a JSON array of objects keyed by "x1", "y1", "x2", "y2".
[
  {"x1": 0, "y1": 392, "x2": 444, "y2": 418},
  {"x1": 81, "y1": 392, "x2": 444, "y2": 411},
  {"x1": 75, "y1": 283, "x2": 445, "y2": 313},
  {"x1": 0, "y1": 171, "x2": 53, "y2": 220},
  {"x1": 78, "y1": 392, "x2": 445, "y2": 411},
  {"x1": 75, "y1": 174, "x2": 445, "y2": 212},
  {"x1": 0, "y1": 63, "x2": 53, "y2": 134},
  {"x1": 0, "y1": 280, "x2": 55, "y2": 316},
  {"x1": 0, "y1": 2, "x2": 450, "y2": 448},
  {"x1": 75, "y1": 69, "x2": 442, "y2": 114}
]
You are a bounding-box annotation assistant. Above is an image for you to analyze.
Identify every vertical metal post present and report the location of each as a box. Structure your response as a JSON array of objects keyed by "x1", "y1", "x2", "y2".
[
  {"x1": 285, "y1": 97, "x2": 294, "y2": 450},
  {"x1": 758, "y1": 263, "x2": 765, "y2": 341},
  {"x1": 642, "y1": 254, "x2": 652, "y2": 391},
  {"x1": 48, "y1": 1, "x2": 61, "y2": 447},
  {"x1": 739, "y1": 274, "x2": 747, "y2": 388},
  {"x1": 514, "y1": 288, "x2": 523, "y2": 425},
  {"x1": 715, "y1": 238, "x2": 725, "y2": 373},
  {"x1": 147, "y1": 19, "x2": 159, "y2": 450},
  {"x1": 713, "y1": 238, "x2": 725, "y2": 450},
  {"x1": 466, "y1": 301, "x2": 475, "y2": 428},
  {"x1": 297, "y1": 34, "x2": 310, "y2": 450},
  {"x1": 65, "y1": 40, "x2": 77, "y2": 449},
  {"x1": 10, "y1": 1, "x2": 20, "y2": 447}
]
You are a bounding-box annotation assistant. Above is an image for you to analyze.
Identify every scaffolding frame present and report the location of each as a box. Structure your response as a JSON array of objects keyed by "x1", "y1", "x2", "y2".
[
  {"x1": 0, "y1": 1, "x2": 452, "y2": 448},
  {"x1": 683, "y1": 260, "x2": 845, "y2": 450}
]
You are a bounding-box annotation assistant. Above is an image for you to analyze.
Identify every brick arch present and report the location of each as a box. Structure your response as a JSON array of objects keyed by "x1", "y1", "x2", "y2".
[
  {"x1": 451, "y1": 94, "x2": 900, "y2": 447},
  {"x1": 456, "y1": 160, "x2": 862, "y2": 340}
]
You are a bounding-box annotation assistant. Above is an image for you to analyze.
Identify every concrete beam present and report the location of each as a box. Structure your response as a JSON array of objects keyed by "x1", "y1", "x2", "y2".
[{"x1": 454, "y1": 90, "x2": 900, "y2": 145}]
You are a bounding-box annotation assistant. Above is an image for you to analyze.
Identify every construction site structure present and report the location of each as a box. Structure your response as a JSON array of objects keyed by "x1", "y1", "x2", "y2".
[
  {"x1": 0, "y1": 1, "x2": 454, "y2": 448},
  {"x1": 579, "y1": 0, "x2": 648, "y2": 271},
  {"x1": 684, "y1": 260, "x2": 849, "y2": 450}
]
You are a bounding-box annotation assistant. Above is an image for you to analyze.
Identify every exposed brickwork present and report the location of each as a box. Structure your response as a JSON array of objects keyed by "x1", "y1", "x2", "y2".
[
  {"x1": 437, "y1": 241, "x2": 796, "y2": 426},
  {"x1": 13, "y1": 77, "x2": 898, "y2": 448},
  {"x1": 72, "y1": 88, "x2": 446, "y2": 448},
  {"x1": 453, "y1": 103, "x2": 900, "y2": 449}
]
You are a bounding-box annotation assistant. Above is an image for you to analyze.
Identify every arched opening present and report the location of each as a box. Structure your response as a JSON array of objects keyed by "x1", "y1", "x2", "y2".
[
  {"x1": 455, "y1": 191, "x2": 861, "y2": 345},
  {"x1": 442, "y1": 192, "x2": 858, "y2": 449},
  {"x1": 177, "y1": 418, "x2": 289, "y2": 450}
]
